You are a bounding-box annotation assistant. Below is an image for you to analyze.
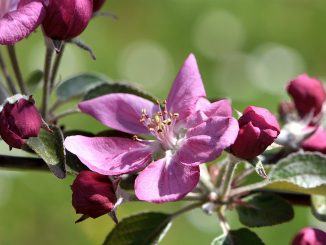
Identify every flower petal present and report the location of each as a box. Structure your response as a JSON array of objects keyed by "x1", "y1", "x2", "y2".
[
  {"x1": 166, "y1": 54, "x2": 206, "y2": 122},
  {"x1": 177, "y1": 116, "x2": 239, "y2": 165},
  {"x1": 135, "y1": 157, "x2": 200, "y2": 203},
  {"x1": 64, "y1": 136, "x2": 153, "y2": 175},
  {"x1": 79, "y1": 93, "x2": 159, "y2": 135},
  {"x1": 239, "y1": 106, "x2": 280, "y2": 131},
  {"x1": 0, "y1": 0, "x2": 45, "y2": 45},
  {"x1": 187, "y1": 99, "x2": 233, "y2": 128}
]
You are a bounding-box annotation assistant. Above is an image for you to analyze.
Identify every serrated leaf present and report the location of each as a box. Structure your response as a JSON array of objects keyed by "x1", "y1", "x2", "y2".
[
  {"x1": 27, "y1": 70, "x2": 43, "y2": 91},
  {"x1": 212, "y1": 228, "x2": 265, "y2": 245},
  {"x1": 103, "y1": 212, "x2": 172, "y2": 245},
  {"x1": 56, "y1": 74, "x2": 106, "y2": 101},
  {"x1": 311, "y1": 195, "x2": 326, "y2": 222},
  {"x1": 236, "y1": 193, "x2": 294, "y2": 227},
  {"x1": 83, "y1": 82, "x2": 157, "y2": 102},
  {"x1": 27, "y1": 126, "x2": 66, "y2": 179},
  {"x1": 265, "y1": 152, "x2": 326, "y2": 195}
]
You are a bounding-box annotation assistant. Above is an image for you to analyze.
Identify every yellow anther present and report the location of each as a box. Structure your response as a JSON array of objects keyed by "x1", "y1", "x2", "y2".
[{"x1": 154, "y1": 114, "x2": 161, "y2": 123}]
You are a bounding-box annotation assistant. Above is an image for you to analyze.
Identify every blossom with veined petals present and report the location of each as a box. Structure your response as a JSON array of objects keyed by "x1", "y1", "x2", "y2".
[
  {"x1": 64, "y1": 54, "x2": 239, "y2": 203},
  {"x1": 0, "y1": 0, "x2": 46, "y2": 45}
]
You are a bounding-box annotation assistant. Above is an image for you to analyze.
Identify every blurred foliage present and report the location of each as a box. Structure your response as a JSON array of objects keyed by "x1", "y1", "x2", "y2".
[{"x1": 1, "y1": 0, "x2": 326, "y2": 244}]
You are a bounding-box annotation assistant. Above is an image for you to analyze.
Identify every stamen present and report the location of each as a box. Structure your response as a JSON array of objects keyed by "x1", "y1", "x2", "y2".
[{"x1": 139, "y1": 99, "x2": 179, "y2": 150}]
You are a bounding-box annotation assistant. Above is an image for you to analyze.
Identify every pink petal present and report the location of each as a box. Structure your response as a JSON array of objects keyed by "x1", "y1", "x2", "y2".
[
  {"x1": 0, "y1": 0, "x2": 45, "y2": 45},
  {"x1": 177, "y1": 116, "x2": 239, "y2": 165},
  {"x1": 135, "y1": 157, "x2": 200, "y2": 203},
  {"x1": 166, "y1": 54, "x2": 206, "y2": 122},
  {"x1": 188, "y1": 99, "x2": 233, "y2": 128},
  {"x1": 64, "y1": 136, "x2": 153, "y2": 175},
  {"x1": 240, "y1": 106, "x2": 280, "y2": 132},
  {"x1": 79, "y1": 93, "x2": 159, "y2": 135}
]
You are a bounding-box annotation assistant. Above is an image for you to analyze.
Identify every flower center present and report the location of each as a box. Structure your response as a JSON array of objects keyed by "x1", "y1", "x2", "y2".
[{"x1": 140, "y1": 100, "x2": 179, "y2": 150}]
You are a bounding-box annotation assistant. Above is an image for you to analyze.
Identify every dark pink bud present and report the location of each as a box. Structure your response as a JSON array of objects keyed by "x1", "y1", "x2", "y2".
[
  {"x1": 301, "y1": 127, "x2": 326, "y2": 154},
  {"x1": 0, "y1": 95, "x2": 42, "y2": 149},
  {"x1": 278, "y1": 101, "x2": 295, "y2": 122},
  {"x1": 230, "y1": 106, "x2": 280, "y2": 160},
  {"x1": 292, "y1": 227, "x2": 326, "y2": 245},
  {"x1": 287, "y1": 74, "x2": 326, "y2": 118},
  {"x1": 42, "y1": 0, "x2": 93, "y2": 40},
  {"x1": 71, "y1": 170, "x2": 117, "y2": 219},
  {"x1": 93, "y1": 0, "x2": 105, "y2": 12}
]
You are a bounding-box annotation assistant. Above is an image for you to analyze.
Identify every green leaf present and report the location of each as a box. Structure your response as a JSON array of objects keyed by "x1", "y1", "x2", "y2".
[
  {"x1": 83, "y1": 82, "x2": 157, "y2": 102},
  {"x1": 26, "y1": 126, "x2": 66, "y2": 179},
  {"x1": 311, "y1": 195, "x2": 326, "y2": 222},
  {"x1": 236, "y1": 193, "x2": 294, "y2": 227},
  {"x1": 265, "y1": 152, "x2": 326, "y2": 195},
  {"x1": 103, "y1": 212, "x2": 172, "y2": 245},
  {"x1": 27, "y1": 70, "x2": 43, "y2": 91},
  {"x1": 56, "y1": 73, "x2": 106, "y2": 101},
  {"x1": 248, "y1": 158, "x2": 268, "y2": 179},
  {"x1": 212, "y1": 228, "x2": 265, "y2": 245}
]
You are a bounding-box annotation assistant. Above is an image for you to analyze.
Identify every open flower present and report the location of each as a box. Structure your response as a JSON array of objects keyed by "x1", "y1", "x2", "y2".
[
  {"x1": 0, "y1": 0, "x2": 46, "y2": 45},
  {"x1": 64, "y1": 54, "x2": 239, "y2": 203}
]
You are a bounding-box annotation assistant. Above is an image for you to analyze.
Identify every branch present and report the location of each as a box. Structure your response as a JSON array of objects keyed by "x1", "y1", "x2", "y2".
[{"x1": 0, "y1": 155, "x2": 48, "y2": 171}]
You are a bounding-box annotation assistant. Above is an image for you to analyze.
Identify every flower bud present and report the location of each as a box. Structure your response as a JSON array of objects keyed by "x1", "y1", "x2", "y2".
[
  {"x1": 71, "y1": 170, "x2": 117, "y2": 219},
  {"x1": 0, "y1": 95, "x2": 42, "y2": 149},
  {"x1": 42, "y1": 0, "x2": 93, "y2": 40},
  {"x1": 287, "y1": 74, "x2": 326, "y2": 119},
  {"x1": 292, "y1": 227, "x2": 326, "y2": 245},
  {"x1": 301, "y1": 127, "x2": 326, "y2": 154},
  {"x1": 93, "y1": 0, "x2": 105, "y2": 12},
  {"x1": 278, "y1": 101, "x2": 295, "y2": 122},
  {"x1": 230, "y1": 106, "x2": 280, "y2": 160}
]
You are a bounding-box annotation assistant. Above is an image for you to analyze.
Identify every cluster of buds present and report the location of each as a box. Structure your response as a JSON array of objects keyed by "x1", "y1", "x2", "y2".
[
  {"x1": 278, "y1": 74, "x2": 326, "y2": 153},
  {"x1": 0, "y1": 0, "x2": 107, "y2": 45},
  {"x1": 0, "y1": 95, "x2": 42, "y2": 149}
]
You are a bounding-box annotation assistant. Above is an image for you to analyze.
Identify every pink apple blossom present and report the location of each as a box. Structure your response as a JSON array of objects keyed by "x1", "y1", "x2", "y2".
[
  {"x1": 64, "y1": 54, "x2": 239, "y2": 203},
  {"x1": 0, "y1": 0, "x2": 46, "y2": 45}
]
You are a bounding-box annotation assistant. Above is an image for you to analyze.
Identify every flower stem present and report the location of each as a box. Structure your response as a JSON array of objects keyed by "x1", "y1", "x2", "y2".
[
  {"x1": 7, "y1": 45, "x2": 28, "y2": 94},
  {"x1": 218, "y1": 155, "x2": 238, "y2": 201},
  {"x1": 230, "y1": 181, "x2": 268, "y2": 197},
  {"x1": 50, "y1": 107, "x2": 80, "y2": 122},
  {"x1": 217, "y1": 207, "x2": 230, "y2": 235},
  {"x1": 49, "y1": 43, "x2": 65, "y2": 92},
  {"x1": 0, "y1": 155, "x2": 47, "y2": 171},
  {"x1": 0, "y1": 49, "x2": 17, "y2": 94},
  {"x1": 42, "y1": 44, "x2": 54, "y2": 120},
  {"x1": 171, "y1": 202, "x2": 203, "y2": 219},
  {"x1": 214, "y1": 160, "x2": 227, "y2": 188}
]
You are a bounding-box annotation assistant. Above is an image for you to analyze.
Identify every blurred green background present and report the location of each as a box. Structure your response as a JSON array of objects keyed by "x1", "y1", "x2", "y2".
[{"x1": 1, "y1": 0, "x2": 326, "y2": 244}]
